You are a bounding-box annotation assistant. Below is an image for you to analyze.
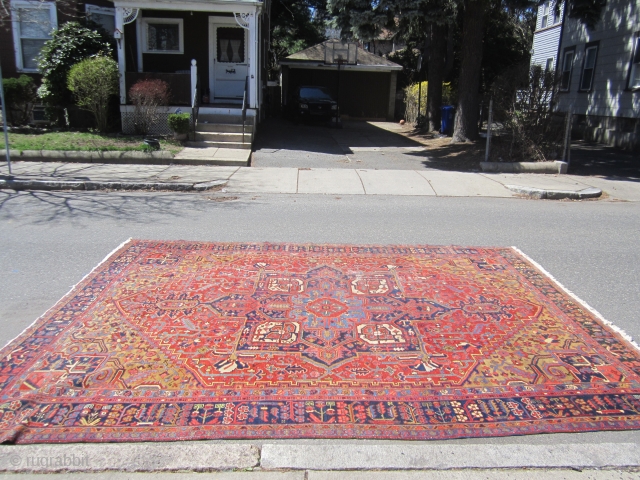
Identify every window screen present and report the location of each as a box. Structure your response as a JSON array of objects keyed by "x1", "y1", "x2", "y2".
[{"x1": 18, "y1": 7, "x2": 53, "y2": 70}]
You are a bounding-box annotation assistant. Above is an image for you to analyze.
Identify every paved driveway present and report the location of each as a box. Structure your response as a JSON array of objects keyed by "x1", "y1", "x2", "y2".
[{"x1": 252, "y1": 117, "x2": 451, "y2": 170}]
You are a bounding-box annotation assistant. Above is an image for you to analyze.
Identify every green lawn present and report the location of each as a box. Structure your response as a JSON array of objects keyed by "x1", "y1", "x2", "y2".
[{"x1": 0, "y1": 131, "x2": 183, "y2": 154}]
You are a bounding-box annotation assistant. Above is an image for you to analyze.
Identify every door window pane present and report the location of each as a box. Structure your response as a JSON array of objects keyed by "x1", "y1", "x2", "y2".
[{"x1": 217, "y1": 28, "x2": 244, "y2": 63}]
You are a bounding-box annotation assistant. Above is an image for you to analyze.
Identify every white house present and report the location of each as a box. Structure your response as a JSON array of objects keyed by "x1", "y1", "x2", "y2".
[
  {"x1": 530, "y1": 0, "x2": 565, "y2": 72},
  {"x1": 555, "y1": 0, "x2": 639, "y2": 151}
]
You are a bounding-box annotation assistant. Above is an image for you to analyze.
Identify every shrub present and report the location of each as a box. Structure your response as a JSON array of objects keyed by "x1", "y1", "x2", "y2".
[
  {"x1": 67, "y1": 56, "x2": 119, "y2": 132},
  {"x1": 403, "y1": 82, "x2": 453, "y2": 126},
  {"x1": 167, "y1": 113, "x2": 191, "y2": 134},
  {"x1": 2, "y1": 75, "x2": 37, "y2": 126},
  {"x1": 37, "y1": 22, "x2": 113, "y2": 124},
  {"x1": 489, "y1": 65, "x2": 563, "y2": 161},
  {"x1": 128, "y1": 79, "x2": 171, "y2": 135}
]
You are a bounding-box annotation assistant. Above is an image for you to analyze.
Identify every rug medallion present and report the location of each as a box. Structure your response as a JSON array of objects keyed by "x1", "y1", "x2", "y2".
[{"x1": 1, "y1": 240, "x2": 639, "y2": 443}]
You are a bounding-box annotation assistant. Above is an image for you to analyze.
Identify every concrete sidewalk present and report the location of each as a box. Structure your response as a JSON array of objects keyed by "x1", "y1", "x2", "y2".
[
  {"x1": 1, "y1": 161, "x2": 640, "y2": 200},
  {"x1": 1, "y1": 441, "x2": 640, "y2": 474}
]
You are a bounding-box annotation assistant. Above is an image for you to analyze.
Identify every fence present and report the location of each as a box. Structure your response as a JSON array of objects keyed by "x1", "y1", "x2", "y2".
[{"x1": 121, "y1": 111, "x2": 193, "y2": 136}]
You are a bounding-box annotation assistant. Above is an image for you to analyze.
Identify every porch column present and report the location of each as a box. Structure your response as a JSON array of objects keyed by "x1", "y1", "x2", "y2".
[
  {"x1": 249, "y1": 11, "x2": 258, "y2": 109},
  {"x1": 115, "y1": 8, "x2": 126, "y2": 104}
]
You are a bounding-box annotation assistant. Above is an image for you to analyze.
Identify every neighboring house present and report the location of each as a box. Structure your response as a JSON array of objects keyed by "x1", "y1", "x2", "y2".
[
  {"x1": 0, "y1": 0, "x2": 115, "y2": 78},
  {"x1": 555, "y1": 0, "x2": 640, "y2": 151},
  {"x1": 1, "y1": 0, "x2": 271, "y2": 143},
  {"x1": 280, "y1": 40, "x2": 402, "y2": 120},
  {"x1": 530, "y1": 0, "x2": 565, "y2": 72},
  {"x1": 360, "y1": 28, "x2": 405, "y2": 57}
]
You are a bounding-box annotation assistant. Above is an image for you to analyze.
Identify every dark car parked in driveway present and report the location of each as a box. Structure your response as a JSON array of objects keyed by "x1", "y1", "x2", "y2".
[{"x1": 287, "y1": 86, "x2": 342, "y2": 127}]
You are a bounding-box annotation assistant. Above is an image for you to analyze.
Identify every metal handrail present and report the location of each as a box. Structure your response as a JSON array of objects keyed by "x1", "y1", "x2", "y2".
[
  {"x1": 191, "y1": 76, "x2": 199, "y2": 141},
  {"x1": 242, "y1": 75, "x2": 248, "y2": 144}
]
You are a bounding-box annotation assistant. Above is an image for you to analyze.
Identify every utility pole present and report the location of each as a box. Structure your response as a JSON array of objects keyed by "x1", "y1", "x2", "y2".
[{"x1": 0, "y1": 59, "x2": 12, "y2": 175}]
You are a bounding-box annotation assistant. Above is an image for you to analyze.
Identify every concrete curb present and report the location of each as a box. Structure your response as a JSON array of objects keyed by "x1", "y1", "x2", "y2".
[
  {"x1": 481, "y1": 161, "x2": 568, "y2": 174},
  {"x1": 0, "y1": 443, "x2": 259, "y2": 473},
  {"x1": 0, "y1": 149, "x2": 174, "y2": 164},
  {"x1": 260, "y1": 443, "x2": 640, "y2": 470},
  {"x1": 0, "y1": 177, "x2": 227, "y2": 192},
  {"x1": 505, "y1": 184, "x2": 602, "y2": 199}
]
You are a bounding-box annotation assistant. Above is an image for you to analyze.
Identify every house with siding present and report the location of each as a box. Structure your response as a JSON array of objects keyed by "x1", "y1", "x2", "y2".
[
  {"x1": 530, "y1": 0, "x2": 565, "y2": 72},
  {"x1": 555, "y1": 0, "x2": 640, "y2": 151},
  {"x1": 1, "y1": 0, "x2": 271, "y2": 149},
  {"x1": 1, "y1": 0, "x2": 115, "y2": 78}
]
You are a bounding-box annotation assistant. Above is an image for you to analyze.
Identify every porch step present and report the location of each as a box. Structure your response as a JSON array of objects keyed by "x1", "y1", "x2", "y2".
[
  {"x1": 194, "y1": 131, "x2": 251, "y2": 143},
  {"x1": 197, "y1": 114, "x2": 252, "y2": 124},
  {"x1": 185, "y1": 140, "x2": 252, "y2": 150},
  {"x1": 197, "y1": 123, "x2": 254, "y2": 133}
]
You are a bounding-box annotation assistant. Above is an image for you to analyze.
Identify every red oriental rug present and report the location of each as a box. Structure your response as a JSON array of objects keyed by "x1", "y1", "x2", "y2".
[{"x1": 1, "y1": 240, "x2": 640, "y2": 444}]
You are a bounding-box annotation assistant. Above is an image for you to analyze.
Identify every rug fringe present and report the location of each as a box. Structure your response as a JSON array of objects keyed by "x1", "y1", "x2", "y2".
[
  {"x1": 1, "y1": 238, "x2": 134, "y2": 351},
  {"x1": 511, "y1": 246, "x2": 640, "y2": 354}
]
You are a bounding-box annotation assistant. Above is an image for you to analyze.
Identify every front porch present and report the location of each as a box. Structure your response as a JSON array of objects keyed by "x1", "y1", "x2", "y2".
[{"x1": 112, "y1": 0, "x2": 267, "y2": 140}]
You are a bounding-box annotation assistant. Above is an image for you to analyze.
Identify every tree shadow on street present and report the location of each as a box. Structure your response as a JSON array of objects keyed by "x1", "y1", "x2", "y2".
[{"x1": 0, "y1": 189, "x2": 252, "y2": 226}]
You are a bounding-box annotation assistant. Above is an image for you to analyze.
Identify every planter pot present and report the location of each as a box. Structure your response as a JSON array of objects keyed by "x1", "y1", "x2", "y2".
[
  {"x1": 173, "y1": 132, "x2": 188, "y2": 141},
  {"x1": 480, "y1": 161, "x2": 568, "y2": 174}
]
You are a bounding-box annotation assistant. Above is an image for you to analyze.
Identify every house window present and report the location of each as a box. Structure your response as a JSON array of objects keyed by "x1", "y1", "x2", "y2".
[
  {"x1": 142, "y1": 18, "x2": 183, "y2": 54},
  {"x1": 545, "y1": 57, "x2": 554, "y2": 71},
  {"x1": 541, "y1": 3, "x2": 549, "y2": 28},
  {"x1": 560, "y1": 47, "x2": 575, "y2": 90},
  {"x1": 11, "y1": 1, "x2": 57, "y2": 72},
  {"x1": 629, "y1": 34, "x2": 640, "y2": 90},
  {"x1": 86, "y1": 5, "x2": 115, "y2": 36},
  {"x1": 579, "y1": 43, "x2": 598, "y2": 91},
  {"x1": 217, "y1": 27, "x2": 245, "y2": 63}
]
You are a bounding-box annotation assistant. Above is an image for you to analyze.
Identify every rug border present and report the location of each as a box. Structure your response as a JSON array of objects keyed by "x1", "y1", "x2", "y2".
[
  {"x1": 2, "y1": 240, "x2": 640, "y2": 443},
  {"x1": 510, "y1": 246, "x2": 640, "y2": 354},
  {"x1": 0, "y1": 238, "x2": 133, "y2": 352}
]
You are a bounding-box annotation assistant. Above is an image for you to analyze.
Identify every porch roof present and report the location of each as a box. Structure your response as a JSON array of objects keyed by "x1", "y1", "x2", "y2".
[{"x1": 111, "y1": 0, "x2": 263, "y2": 12}]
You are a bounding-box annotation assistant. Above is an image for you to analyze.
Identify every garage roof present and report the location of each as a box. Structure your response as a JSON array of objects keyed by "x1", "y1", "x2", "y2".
[{"x1": 280, "y1": 42, "x2": 403, "y2": 72}]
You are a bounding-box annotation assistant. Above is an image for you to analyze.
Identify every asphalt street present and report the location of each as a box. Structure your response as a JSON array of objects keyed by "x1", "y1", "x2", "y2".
[{"x1": 0, "y1": 189, "x2": 639, "y2": 468}]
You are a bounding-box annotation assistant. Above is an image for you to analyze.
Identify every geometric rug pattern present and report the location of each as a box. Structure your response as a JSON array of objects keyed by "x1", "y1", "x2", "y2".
[{"x1": 1, "y1": 240, "x2": 639, "y2": 443}]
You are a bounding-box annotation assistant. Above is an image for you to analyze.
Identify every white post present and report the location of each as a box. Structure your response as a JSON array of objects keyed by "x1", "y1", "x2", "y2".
[
  {"x1": 115, "y1": 8, "x2": 127, "y2": 105},
  {"x1": 190, "y1": 59, "x2": 197, "y2": 104},
  {"x1": 0, "y1": 59, "x2": 12, "y2": 174},
  {"x1": 249, "y1": 11, "x2": 258, "y2": 109}
]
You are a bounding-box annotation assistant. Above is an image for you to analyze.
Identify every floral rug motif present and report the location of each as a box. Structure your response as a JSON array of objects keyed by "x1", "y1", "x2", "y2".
[{"x1": 1, "y1": 240, "x2": 639, "y2": 443}]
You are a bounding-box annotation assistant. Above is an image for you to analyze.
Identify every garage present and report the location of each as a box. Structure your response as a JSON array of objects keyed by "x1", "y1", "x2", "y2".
[{"x1": 280, "y1": 41, "x2": 402, "y2": 121}]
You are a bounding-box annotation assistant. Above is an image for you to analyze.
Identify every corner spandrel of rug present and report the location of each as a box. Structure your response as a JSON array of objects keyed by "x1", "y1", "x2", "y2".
[{"x1": 1, "y1": 240, "x2": 639, "y2": 443}]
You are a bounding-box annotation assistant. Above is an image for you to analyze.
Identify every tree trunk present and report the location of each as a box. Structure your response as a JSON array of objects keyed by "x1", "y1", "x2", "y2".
[
  {"x1": 451, "y1": 0, "x2": 487, "y2": 143},
  {"x1": 427, "y1": 23, "x2": 447, "y2": 133}
]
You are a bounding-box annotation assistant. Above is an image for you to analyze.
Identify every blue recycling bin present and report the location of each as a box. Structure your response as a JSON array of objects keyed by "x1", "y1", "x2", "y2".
[{"x1": 440, "y1": 105, "x2": 455, "y2": 136}]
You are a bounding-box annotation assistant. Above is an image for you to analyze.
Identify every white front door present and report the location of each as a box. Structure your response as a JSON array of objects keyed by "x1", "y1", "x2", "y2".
[{"x1": 209, "y1": 18, "x2": 248, "y2": 103}]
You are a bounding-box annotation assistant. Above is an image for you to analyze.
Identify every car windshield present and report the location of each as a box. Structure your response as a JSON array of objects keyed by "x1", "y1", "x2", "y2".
[{"x1": 299, "y1": 87, "x2": 334, "y2": 101}]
